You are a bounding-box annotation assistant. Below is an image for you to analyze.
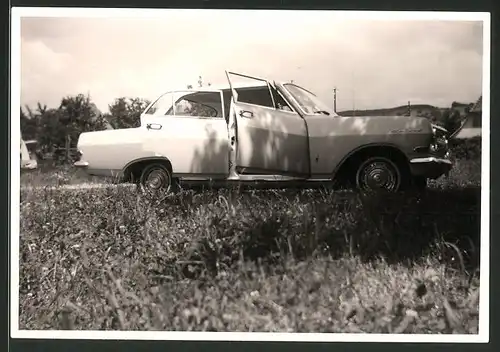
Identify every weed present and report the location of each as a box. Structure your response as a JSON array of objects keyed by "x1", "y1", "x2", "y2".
[{"x1": 18, "y1": 160, "x2": 481, "y2": 332}]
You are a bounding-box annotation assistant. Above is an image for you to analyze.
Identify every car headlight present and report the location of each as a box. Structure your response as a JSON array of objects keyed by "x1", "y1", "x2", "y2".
[
  {"x1": 430, "y1": 142, "x2": 439, "y2": 153},
  {"x1": 429, "y1": 124, "x2": 449, "y2": 157}
]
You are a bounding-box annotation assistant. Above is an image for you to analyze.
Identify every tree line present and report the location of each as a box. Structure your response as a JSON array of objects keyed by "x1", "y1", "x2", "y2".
[{"x1": 20, "y1": 94, "x2": 150, "y2": 162}]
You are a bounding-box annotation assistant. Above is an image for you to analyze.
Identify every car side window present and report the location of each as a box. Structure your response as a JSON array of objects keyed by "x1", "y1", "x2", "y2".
[
  {"x1": 167, "y1": 91, "x2": 222, "y2": 118},
  {"x1": 168, "y1": 99, "x2": 218, "y2": 118},
  {"x1": 145, "y1": 93, "x2": 174, "y2": 115},
  {"x1": 270, "y1": 85, "x2": 293, "y2": 112},
  {"x1": 146, "y1": 91, "x2": 223, "y2": 118},
  {"x1": 235, "y1": 87, "x2": 274, "y2": 108}
]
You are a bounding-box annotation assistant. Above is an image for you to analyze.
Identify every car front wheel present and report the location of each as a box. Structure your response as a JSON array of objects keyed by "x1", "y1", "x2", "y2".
[
  {"x1": 139, "y1": 163, "x2": 173, "y2": 197},
  {"x1": 355, "y1": 156, "x2": 402, "y2": 192}
]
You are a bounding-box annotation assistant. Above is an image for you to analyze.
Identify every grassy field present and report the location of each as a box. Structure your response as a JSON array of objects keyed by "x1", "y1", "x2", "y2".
[
  {"x1": 20, "y1": 162, "x2": 104, "y2": 187},
  {"x1": 18, "y1": 159, "x2": 482, "y2": 333}
]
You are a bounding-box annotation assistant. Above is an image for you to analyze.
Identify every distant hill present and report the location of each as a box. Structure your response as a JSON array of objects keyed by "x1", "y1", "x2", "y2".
[
  {"x1": 337, "y1": 100, "x2": 479, "y2": 121},
  {"x1": 338, "y1": 104, "x2": 445, "y2": 120}
]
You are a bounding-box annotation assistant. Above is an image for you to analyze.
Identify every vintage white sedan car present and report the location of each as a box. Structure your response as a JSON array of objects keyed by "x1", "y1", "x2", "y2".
[{"x1": 74, "y1": 71, "x2": 452, "y2": 193}]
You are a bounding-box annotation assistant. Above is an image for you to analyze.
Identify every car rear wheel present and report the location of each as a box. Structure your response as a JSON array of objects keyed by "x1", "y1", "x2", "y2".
[
  {"x1": 139, "y1": 163, "x2": 173, "y2": 197},
  {"x1": 355, "y1": 156, "x2": 402, "y2": 192}
]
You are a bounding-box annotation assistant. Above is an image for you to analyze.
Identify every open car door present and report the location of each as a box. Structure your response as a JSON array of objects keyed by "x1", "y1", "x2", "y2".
[{"x1": 225, "y1": 71, "x2": 310, "y2": 178}]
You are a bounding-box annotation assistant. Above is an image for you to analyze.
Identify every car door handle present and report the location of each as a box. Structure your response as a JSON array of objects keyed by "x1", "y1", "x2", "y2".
[
  {"x1": 147, "y1": 123, "x2": 162, "y2": 130},
  {"x1": 239, "y1": 110, "x2": 253, "y2": 119}
]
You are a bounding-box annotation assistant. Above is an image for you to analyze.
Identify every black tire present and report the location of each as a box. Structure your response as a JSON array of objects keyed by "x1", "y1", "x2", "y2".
[
  {"x1": 139, "y1": 162, "x2": 174, "y2": 197},
  {"x1": 355, "y1": 156, "x2": 402, "y2": 192}
]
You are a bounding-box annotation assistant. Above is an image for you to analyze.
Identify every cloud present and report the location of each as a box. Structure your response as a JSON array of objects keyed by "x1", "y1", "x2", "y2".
[
  {"x1": 21, "y1": 39, "x2": 73, "y2": 74},
  {"x1": 21, "y1": 37, "x2": 76, "y2": 109},
  {"x1": 19, "y1": 13, "x2": 484, "y2": 112}
]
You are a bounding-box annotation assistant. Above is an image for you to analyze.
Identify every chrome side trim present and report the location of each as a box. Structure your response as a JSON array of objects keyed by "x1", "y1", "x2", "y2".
[
  {"x1": 413, "y1": 145, "x2": 429, "y2": 153},
  {"x1": 410, "y1": 157, "x2": 452, "y2": 165}
]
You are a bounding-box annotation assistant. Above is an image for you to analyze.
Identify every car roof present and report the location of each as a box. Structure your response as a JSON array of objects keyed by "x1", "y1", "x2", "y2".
[{"x1": 170, "y1": 81, "x2": 271, "y2": 93}]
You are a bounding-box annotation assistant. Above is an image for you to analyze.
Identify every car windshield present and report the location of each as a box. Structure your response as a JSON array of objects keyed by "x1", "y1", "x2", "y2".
[{"x1": 283, "y1": 83, "x2": 335, "y2": 116}]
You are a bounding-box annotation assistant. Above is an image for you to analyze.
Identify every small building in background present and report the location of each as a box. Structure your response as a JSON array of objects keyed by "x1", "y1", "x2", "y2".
[{"x1": 454, "y1": 96, "x2": 482, "y2": 139}]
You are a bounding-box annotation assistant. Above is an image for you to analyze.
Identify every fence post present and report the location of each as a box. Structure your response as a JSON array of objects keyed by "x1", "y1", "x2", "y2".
[{"x1": 65, "y1": 135, "x2": 71, "y2": 164}]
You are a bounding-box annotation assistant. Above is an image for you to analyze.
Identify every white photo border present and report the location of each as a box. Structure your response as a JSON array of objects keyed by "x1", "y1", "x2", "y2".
[{"x1": 10, "y1": 7, "x2": 491, "y2": 343}]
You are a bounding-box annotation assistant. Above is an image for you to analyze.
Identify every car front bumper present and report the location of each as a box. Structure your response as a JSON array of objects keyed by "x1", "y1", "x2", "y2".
[
  {"x1": 21, "y1": 160, "x2": 38, "y2": 170},
  {"x1": 409, "y1": 155, "x2": 453, "y2": 179},
  {"x1": 74, "y1": 160, "x2": 89, "y2": 168}
]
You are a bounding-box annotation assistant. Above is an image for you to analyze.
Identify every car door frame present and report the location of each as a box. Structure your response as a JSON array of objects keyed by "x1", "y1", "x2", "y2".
[
  {"x1": 275, "y1": 81, "x2": 352, "y2": 179},
  {"x1": 141, "y1": 88, "x2": 230, "y2": 179},
  {"x1": 225, "y1": 71, "x2": 311, "y2": 178}
]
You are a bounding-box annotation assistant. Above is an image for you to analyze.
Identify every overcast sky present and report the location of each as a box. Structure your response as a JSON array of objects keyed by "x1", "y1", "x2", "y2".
[{"x1": 20, "y1": 11, "x2": 484, "y2": 113}]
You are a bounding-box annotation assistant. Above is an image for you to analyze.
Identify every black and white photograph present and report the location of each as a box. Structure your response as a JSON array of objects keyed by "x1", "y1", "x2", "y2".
[{"x1": 11, "y1": 7, "x2": 490, "y2": 342}]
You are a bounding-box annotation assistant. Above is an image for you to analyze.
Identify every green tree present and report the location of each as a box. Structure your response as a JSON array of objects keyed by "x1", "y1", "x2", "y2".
[
  {"x1": 24, "y1": 94, "x2": 108, "y2": 162},
  {"x1": 20, "y1": 107, "x2": 38, "y2": 140},
  {"x1": 58, "y1": 94, "x2": 108, "y2": 145},
  {"x1": 36, "y1": 108, "x2": 67, "y2": 157},
  {"x1": 106, "y1": 97, "x2": 151, "y2": 129},
  {"x1": 437, "y1": 108, "x2": 462, "y2": 135}
]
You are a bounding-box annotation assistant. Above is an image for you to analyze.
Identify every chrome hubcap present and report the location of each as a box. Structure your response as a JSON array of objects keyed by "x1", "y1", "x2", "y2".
[
  {"x1": 146, "y1": 169, "x2": 169, "y2": 190},
  {"x1": 360, "y1": 161, "x2": 398, "y2": 191}
]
